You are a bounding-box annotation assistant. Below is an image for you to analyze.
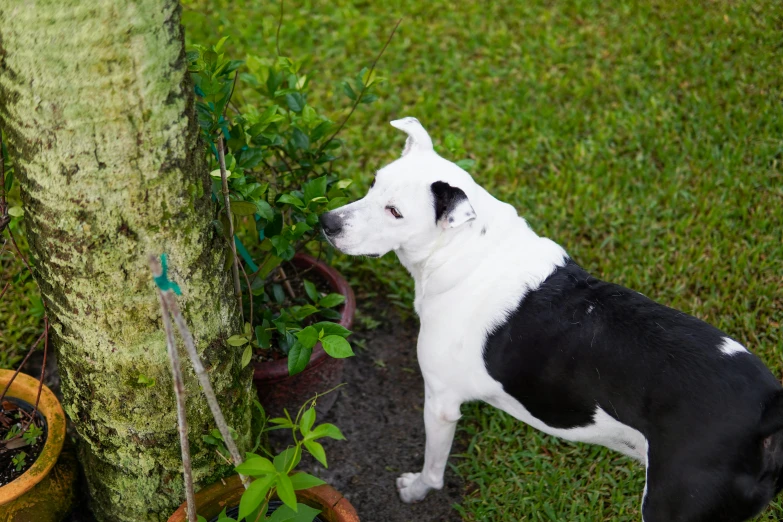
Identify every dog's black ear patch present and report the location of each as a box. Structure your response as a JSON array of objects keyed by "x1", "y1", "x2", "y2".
[{"x1": 431, "y1": 181, "x2": 476, "y2": 228}]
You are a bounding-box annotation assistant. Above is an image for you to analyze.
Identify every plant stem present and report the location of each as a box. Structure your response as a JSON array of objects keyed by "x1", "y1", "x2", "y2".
[
  {"x1": 163, "y1": 288, "x2": 248, "y2": 488},
  {"x1": 19, "y1": 318, "x2": 48, "y2": 435},
  {"x1": 276, "y1": 0, "x2": 284, "y2": 57},
  {"x1": 277, "y1": 266, "x2": 296, "y2": 300},
  {"x1": 319, "y1": 18, "x2": 402, "y2": 154},
  {"x1": 237, "y1": 257, "x2": 253, "y2": 331},
  {"x1": 0, "y1": 329, "x2": 45, "y2": 404},
  {"x1": 217, "y1": 135, "x2": 244, "y2": 319},
  {"x1": 151, "y1": 257, "x2": 197, "y2": 522}
]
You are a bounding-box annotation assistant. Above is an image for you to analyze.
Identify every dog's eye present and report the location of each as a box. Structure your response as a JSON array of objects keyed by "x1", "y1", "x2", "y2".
[{"x1": 386, "y1": 206, "x2": 403, "y2": 219}]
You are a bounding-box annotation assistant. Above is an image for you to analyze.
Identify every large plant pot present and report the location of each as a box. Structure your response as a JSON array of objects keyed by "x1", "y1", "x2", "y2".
[
  {"x1": 0, "y1": 369, "x2": 76, "y2": 522},
  {"x1": 253, "y1": 253, "x2": 355, "y2": 418},
  {"x1": 168, "y1": 474, "x2": 359, "y2": 522}
]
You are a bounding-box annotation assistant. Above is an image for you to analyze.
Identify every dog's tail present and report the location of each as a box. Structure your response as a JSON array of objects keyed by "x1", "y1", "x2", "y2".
[{"x1": 760, "y1": 390, "x2": 783, "y2": 438}]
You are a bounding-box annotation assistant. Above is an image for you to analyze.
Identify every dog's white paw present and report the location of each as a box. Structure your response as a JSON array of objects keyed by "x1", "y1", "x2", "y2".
[{"x1": 396, "y1": 472, "x2": 430, "y2": 503}]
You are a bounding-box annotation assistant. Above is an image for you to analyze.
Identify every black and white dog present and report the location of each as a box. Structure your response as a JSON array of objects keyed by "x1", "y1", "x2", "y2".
[{"x1": 319, "y1": 118, "x2": 783, "y2": 522}]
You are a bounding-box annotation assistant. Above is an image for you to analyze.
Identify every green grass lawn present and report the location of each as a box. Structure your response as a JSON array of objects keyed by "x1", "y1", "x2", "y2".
[{"x1": 182, "y1": 0, "x2": 782, "y2": 519}]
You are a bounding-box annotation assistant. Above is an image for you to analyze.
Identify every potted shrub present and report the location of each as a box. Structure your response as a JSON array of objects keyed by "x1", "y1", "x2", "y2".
[
  {"x1": 0, "y1": 368, "x2": 75, "y2": 520},
  {"x1": 153, "y1": 254, "x2": 357, "y2": 522},
  {"x1": 168, "y1": 401, "x2": 357, "y2": 522},
  {"x1": 186, "y1": 39, "x2": 385, "y2": 416}
]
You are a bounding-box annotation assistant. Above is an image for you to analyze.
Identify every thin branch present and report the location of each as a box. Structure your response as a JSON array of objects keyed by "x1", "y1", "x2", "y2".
[
  {"x1": 0, "y1": 329, "x2": 45, "y2": 404},
  {"x1": 223, "y1": 72, "x2": 240, "y2": 120},
  {"x1": 217, "y1": 136, "x2": 244, "y2": 319},
  {"x1": 151, "y1": 258, "x2": 197, "y2": 522},
  {"x1": 0, "y1": 130, "x2": 7, "y2": 212},
  {"x1": 19, "y1": 318, "x2": 48, "y2": 437},
  {"x1": 276, "y1": 0, "x2": 284, "y2": 57},
  {"x1": 237, "y1": 258, "x2": 253, "y2": 330},
  {"x1": 162, "y1": 288, "x2": 248, "y2": 488},
  {"x1": 319, "y1": 18, "x2": 402, "y2": 154},
  {"x1": 277, "y1": 266, "x2": 296, "y2": 300}
]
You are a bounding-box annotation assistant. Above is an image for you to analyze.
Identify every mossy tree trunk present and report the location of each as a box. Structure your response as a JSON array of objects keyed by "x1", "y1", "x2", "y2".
[{"x1": 0, "y1": 1, "x2": 252, "y2": 520}]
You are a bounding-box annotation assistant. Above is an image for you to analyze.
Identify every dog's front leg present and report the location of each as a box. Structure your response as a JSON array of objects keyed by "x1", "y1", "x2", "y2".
[{"x1": 397, "y1": 393, "x2": 461, "y2": 503}]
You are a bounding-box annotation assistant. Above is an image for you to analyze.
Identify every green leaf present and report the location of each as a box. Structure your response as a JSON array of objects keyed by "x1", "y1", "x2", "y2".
[
  {"x1": 306, "y1": 423, "x2": 346, "y2": 441},
  {"x1": 277, "y1": 194, "x2": 304, "y2": 208},
  {"x1": 4, "y1": 168, "x2": 13, "y2": 192},
  {"x1": 335, "y1": 179, "x2": 352, "y2": 190},
  {"x1": 295, "y1": 326, "x2": 319, "y2": 350},
  {"x1": 255, "y1": 324, "x2": 271, "y2": 349},
  {"x1": 7, "y1": 206, "x2": 23, "y2": 217},
  {"x1": 274, "y1": 446, "x2": 302, "y2": 473},
  {"x1": 272, "y1": 283, "x2": 286, "y2": 304},
  {"x1": 255, "y1": 200, "x2": 274, "y2": 220},
  {"x1": 238, "y1": 473, "x2": 276, "y2": 520},
  {"x1": 303, "y1": 439, "x2": 327, "y2": 467},
  {"x1": 267, "y1": 503, "x2": 322, "y2": 522},
  {"x1": 235, "y1": 455, "x2": 276, "y2": 476},
  {"x1": 241, "y1": 344, "x2": 253, "y2": 368},
  {"x1": 227, "y1": 335, "x2": 249, "y2": 347},
  {"x1": 292, "y1": 305, "x2": 319, "y2": 321},
  {"x1": 289, "y1": 472, "x2": 327, "y2": 491},
  {"x1": 318, "y1": 293, "x2": 346, "y2": 308},
  {"x1": 341, "y1": 81, "x2": 356, "y2": 101},
  {"x1": 285, "y1": 92, "x2": 306, "y2": 113},
  {"x1": 291, "y1": 127, "x2": 310, "y2": 150},
  {"x1": 326, "y1": 197, "x2": 349, "y2": 211},
  {"x1": 303, "y1": 176, "x2": 327, "y2": 203},
  {"x1": 276, "y1": 473, "x2": 298, "y2": 512},
  {"x1": 311, "y1": 322, "x2": 351, "y2": 338},
  {"x1": 230, "y1": 201, "x2": 258, "y2": 216},
  {"x1": 287, "y1": 342, "x2": 312, "y2": 376},
  {"x1": 269, "y1": 417, "x2": 294, "y2": 427},
  {"x1": 317, "y1": 308, "x2": 343, "y2": 321},
  {"x1": 303, "y1": 280, "x2": 319, "y2": 303},
  {"x1": 321, "y1": 336, "x2": 354, "y2": 358},
  {"x1": 299, "y1": 407, "x2": 316, "y2": 436},
  {"x1": 198, "y1": 516, "x2": 208, "y2": 522},
  {"x1": 213, "y1": 36, "x2": 230, "y2": 52}
]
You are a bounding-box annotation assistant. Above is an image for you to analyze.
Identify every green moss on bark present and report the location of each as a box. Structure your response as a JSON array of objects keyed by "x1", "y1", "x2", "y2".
[{"x1": 0, "y1": 1, "x2": 252, "y2": 520}]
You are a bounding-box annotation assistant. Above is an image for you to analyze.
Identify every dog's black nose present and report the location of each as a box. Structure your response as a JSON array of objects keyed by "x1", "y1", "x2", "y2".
[{"x1": 319, "y1": 212, "x2": 343, "y2": 236}]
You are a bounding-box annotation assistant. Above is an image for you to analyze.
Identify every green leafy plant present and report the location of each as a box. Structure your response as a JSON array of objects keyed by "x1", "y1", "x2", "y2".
[
  {"x1": 11, "y1": 451, "x2": 26, "y2": 472},
  {"x1": 21, "y1": 423, "x2": 42, "y2": 446},
  {"x1": 186, "y1": 34, "x2": 393, "y2": 376},
  {"x1": 199, "y1": 398, "x2": 345, "y2": 522}
]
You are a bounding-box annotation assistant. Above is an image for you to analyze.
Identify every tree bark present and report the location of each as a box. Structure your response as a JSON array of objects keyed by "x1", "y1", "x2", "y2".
[{"x1": 0, "y1": 1, "x2": 252, "y2": 520}]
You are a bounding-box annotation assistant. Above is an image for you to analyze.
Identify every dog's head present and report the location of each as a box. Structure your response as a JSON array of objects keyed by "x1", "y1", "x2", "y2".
[{"x1": 320, "y1": 117, "x2": 478, "y2": 258}]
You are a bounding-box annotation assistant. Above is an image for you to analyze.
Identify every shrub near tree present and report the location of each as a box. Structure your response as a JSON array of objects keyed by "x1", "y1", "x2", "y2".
[{"x1": 0, "y1": 0, "x2": 395, "y2": 519}]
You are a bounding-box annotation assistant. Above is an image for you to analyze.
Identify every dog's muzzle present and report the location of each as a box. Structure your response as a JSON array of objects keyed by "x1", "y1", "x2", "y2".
[{"x1": 319, "y1": 212, "x2": 343, "y2": 237}]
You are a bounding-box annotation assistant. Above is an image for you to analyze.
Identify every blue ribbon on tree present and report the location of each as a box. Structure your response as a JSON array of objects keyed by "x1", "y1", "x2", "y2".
[{"x1": 153, "y1": 253, "x2": 182, "y2": 295}]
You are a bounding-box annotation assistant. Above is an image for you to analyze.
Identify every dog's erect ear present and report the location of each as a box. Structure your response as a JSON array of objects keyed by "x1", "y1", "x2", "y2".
[
  {"x1": 431, "y1": 181, "x2": 476, "y2": 229},
  {"x1": 390, "y1": 117, "x2": 434, "y2": 157}
]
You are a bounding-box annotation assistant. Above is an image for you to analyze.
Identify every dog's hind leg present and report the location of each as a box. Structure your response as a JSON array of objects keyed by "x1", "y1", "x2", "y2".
[{"x1": 397, "y1": 392, "x2": 462, "y2": 503}]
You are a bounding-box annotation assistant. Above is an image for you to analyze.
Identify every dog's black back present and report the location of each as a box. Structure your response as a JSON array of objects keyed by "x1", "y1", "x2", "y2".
[{"x1": 483, "y1": 259, "x2": 783, "y2": 522}]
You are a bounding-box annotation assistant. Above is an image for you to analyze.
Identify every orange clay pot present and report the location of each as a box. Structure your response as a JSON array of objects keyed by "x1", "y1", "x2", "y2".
[
  {"x1": 168, "y1": 474, "x2": 359, "y2": 522},
  {"x1": 0, "y1": 369, "x2": 69, "y2": 515}
]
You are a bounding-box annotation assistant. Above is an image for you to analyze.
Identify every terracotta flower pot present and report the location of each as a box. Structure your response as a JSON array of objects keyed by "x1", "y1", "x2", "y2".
[
  {"x1": 0, "y1": 369, "x2": 76, "y2": 521},
  {"x1": 168, "y1": 474, "x2": 359, "y2": 522},
  {"x1": 253, "y1": 253, "x2": 356, "y2": 418}
]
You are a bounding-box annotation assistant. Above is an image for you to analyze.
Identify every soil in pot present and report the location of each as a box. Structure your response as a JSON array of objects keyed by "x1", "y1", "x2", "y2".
[{"x1": 0, "y1": 398, "x2": 47, "y2": 486}]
